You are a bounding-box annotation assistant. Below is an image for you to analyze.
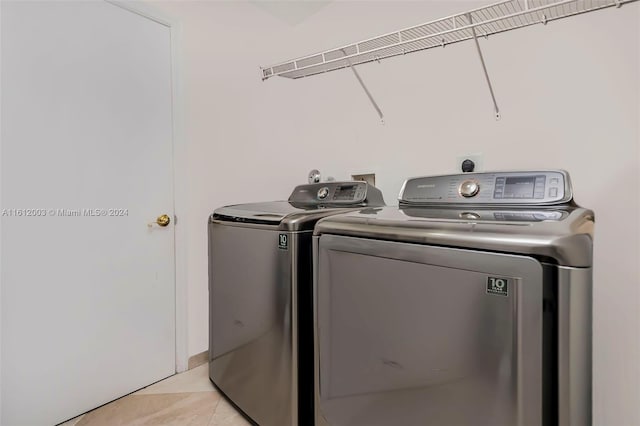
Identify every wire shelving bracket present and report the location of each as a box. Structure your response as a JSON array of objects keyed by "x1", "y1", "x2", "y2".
[{"x1": 468, "y1": 13, "x2": 501, "y2": 120}]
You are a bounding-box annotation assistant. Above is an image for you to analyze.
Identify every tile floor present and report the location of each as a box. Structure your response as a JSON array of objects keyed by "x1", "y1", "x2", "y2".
[{"x1": 59, "y1": 364, "x2": 251, "y2": 426}]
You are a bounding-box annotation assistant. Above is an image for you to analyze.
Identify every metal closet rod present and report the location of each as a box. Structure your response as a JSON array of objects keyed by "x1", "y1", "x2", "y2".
[{"x1": 260, "y1": 0, "x2": 637, "y2": 80}]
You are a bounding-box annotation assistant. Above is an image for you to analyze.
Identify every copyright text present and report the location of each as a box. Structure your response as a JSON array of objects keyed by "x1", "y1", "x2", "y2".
[{"x1": 2, "y1": 208, "x2": 129, "y2": 217}]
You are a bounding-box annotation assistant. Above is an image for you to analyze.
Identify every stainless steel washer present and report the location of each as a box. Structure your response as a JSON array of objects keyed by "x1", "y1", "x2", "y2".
[
  {"x1": 208, "y1": 181, "x2": 385, "y2": 426},
  {"x1": 313, "y1": 170, "x2": 593, "y2": 426}
]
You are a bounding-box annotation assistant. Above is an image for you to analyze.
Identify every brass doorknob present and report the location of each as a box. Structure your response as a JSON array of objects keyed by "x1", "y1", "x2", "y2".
[{"x1": 149, "y1": 214, "x2": 171, "y2": 227}]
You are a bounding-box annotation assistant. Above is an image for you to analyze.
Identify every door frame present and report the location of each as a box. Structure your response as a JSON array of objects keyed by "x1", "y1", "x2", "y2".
[{"x1": 104, "y1": 0, "x2": 189, "y2": 373}]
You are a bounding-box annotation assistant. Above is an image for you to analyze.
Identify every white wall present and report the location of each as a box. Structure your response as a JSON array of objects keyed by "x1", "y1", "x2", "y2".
[{"x1": 153, "y1": 1, "x2": 639, "y2": 423}]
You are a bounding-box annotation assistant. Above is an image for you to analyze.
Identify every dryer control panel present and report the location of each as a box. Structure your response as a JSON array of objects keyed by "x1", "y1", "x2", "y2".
[
  {"x1": 288, "y1": 181, "x2": 380, "y2": 206},
  {"x1": 400, "y1": 170, "x2": 572, "y2": 205}
]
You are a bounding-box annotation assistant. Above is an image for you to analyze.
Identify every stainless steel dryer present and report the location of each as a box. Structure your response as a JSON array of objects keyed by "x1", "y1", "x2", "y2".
[
  {"x1": 313, "y1": 170, "x2": 593, "y2": 426},
  {"x1": 208, "y1": 181, "x2": 385, "y2": 426}
]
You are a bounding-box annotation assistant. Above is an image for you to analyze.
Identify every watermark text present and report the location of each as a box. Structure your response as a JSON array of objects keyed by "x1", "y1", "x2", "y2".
[{"x1": 2, "y1": 208, "x2": 129, "y2": 217}]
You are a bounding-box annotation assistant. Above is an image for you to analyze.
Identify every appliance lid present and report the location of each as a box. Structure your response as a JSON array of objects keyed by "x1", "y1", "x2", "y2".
[
  {"x1": 211, "y1": 181, "x2": 385, "y2": 230},
  {"x1": 212, "y1": 201, "x2": 365, "y2": 224},
  {"x1": 212, "y1": 202, "x2": 306, "y2": 224},
  {"x1": 313, "y1": 204, "x2": 594, "y2": 267}
]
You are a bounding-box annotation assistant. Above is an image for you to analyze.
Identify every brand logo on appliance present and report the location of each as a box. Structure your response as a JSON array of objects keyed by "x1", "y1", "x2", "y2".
[
  {"x1": 417, "y1": 184, "x2": 436, "y2": 188},
  {"x1": 486, "y1": 277, "x2": 510, "y2": 296}
]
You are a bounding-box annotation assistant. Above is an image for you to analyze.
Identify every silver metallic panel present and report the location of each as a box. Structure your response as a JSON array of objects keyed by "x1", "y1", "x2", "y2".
[
  {"x1": 209, "y1": 223, "x2": 298, "y2": 426},
  {"x1": 558, "y1": 266, "x2": 592, "y2": 426},
  {"x1": 314, "y1": 235, "x2": 543, "y2": 426},
  {"x1": 313, "y1": 206, "x2": 594, "y2": 267}
]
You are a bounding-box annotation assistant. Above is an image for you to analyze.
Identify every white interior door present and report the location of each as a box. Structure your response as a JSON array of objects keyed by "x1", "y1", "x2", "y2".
[{"x1": 1, "y1": 1, "x2": 176, "y2": 424}]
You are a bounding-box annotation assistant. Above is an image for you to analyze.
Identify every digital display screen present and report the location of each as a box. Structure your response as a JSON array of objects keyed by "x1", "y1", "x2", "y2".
[
  {"x1": 493, "y1": 175, "x2": 546, "y2": 200},
  {"x1": 333, "y1": 185, "x2": 358, "y2": 201},
  {"x1": 503, "y1": 177, "x2": 535, "y2": 199}
]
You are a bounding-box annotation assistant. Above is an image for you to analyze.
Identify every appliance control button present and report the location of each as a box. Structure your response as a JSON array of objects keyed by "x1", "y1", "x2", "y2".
[
  {"x1": 460, "y1": 212, "x2": 481, "y2": 220},
  {"x1": 317, "y1": 187, "x2": 329, "y2": 199},
  {"x1": 459, "y1": 180, "x2": 480, "y2": 198},
  {"x1": 549, "y1": 188, "x2": 558, "y2": 197}
]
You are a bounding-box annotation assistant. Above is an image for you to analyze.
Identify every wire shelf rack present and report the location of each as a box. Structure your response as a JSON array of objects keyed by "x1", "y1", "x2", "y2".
[{"x1": 261, "y1": 0, "x2": 637, "y2": 80}]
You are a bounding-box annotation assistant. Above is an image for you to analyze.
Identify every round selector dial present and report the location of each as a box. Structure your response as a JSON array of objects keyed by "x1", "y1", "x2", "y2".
[
  {"x1": 459, "y1": 180, "x2": 480, "y2": 198},
  {"x1": 317, "y1": 187, "x2": 329, "y2": 200}
]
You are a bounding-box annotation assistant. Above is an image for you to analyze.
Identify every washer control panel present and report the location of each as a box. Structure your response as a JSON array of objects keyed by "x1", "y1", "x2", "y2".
[
  {"x1": 400, "y1": 171, "x2": 572, "y2": 205},
  {"x1": 289, "y1": 181, "x2": 369, "y2": 205}
]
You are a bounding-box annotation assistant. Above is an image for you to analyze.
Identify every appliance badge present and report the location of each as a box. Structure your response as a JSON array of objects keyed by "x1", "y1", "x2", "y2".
[
  {"x1": 486, "y1": 277, "x2": 510, "y2": 297},
  {"x1": 278, "y1": 234, "x2": 288, "y2": 250}
]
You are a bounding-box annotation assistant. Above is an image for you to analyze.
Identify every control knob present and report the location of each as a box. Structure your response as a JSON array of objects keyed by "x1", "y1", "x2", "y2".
[
  {"x1": 317, "y1": 187, "x2": 329, "y2": 200},
  {"x1": 459, "y1": 180, "x2": 480, "y2": 198},
  {"x1": 460, "y1": 212, "x2": 481, "y2": 220}
]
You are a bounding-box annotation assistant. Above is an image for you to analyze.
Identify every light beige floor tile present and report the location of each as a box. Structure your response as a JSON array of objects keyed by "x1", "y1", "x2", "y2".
[
  {"x1": 135, "y1": 364, "x2": 217, "y2": 395},
  {"x1": 76, "y1": 392, "x2": 220, "y2": 426},
  {"x1": 208, "y1": 397, "x2": 251, "y2": 426}
]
